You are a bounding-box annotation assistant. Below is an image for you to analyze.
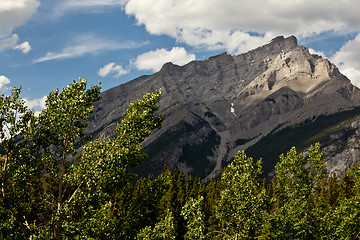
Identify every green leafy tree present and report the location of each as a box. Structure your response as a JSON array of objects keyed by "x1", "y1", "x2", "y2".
[
  {"x1": 216, "y1": 151, "x2": 272, "y2": 239},
  {"x1": 181, "y1": 196, "x2": 205, "y2": 240},
  {"x1": 35, "y1": 78, "x2": 101, "y2": 238},
  {"x1": 0, "y1": 87, "x2": 40, "y2": 238},
  {"x1": 0, "y1": 79, "x2": 164, "y2": 239},
  {"x1": 273, "y1": 143, "x2": 326, "y2": 239},
  {"x1": 137, "y1": 208, "x2": 176, "y2": 240},
  {"x1": 61, "y1": 90, "x2": 164, "y2": 238}
]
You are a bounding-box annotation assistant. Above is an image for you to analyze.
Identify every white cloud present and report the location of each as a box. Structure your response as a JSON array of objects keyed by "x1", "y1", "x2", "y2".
[
  {"x1": 340, "y1": 68, "x2": 360, "y2": 87},
  {"x1": 0, "y1": 34, "x2": 20, "y2": 52},
  {"x1": 34, "y1": 35, "x2": 148, "y2": 63},
  {"x1": 124, "y1": 0, "x2": 360, "y2": 54},
  {"x1": 23, "y1": 96, "x2": 47, "y2": 116},
  {"x1": 14, "y1": 41, "x2": 31, "y2": 53},
  {"x1": 133, "y1": 47, "x2": 196, "y2": 72},
  {"x1": 0, "y1": 0, "x2": 38, "y2": 53},
  {"x1": 54, "y1": 0, "x2": 126, "y2": 17},
  {"x1": 60, "y1": 0, "x2": 125, "y2": 9},
  {"x1": 0, "y1": 75, "x2": 10, "y2": 89},
  {"x1": 0, "y1": 34, "x2": 32, "y2": 54},
  {"x1": 331, "y1": 34, "x2": 360, "y2": 87},
  {"x1": 0, "y1": 0, "x2": 40, "y2": 37},
  {"x1": 23, "y1": 96, "x2": 47, "y2": 109},
  {"x1": 123, "y1": 0, "x2": 360, "y2": 87},
  {"x1": 309, "y1": 48, "x2": 326, "y2": 58},
  {"x1": 99, "y1": 47, "x2": 195, "y2": 76},
  {"x1": 98, "y1": 62, "x2": 129, "y2": 78}
]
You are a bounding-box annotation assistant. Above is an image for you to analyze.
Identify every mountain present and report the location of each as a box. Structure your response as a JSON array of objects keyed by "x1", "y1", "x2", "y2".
[{"x1": 86, "y1": 36, "x2": 360, "y2": 180}]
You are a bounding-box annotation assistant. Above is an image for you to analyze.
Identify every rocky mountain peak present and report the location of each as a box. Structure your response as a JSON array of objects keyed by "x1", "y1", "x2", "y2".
[
  {"x1": 270, "y1": 35, "x2": 297, "y2": 47},
  {"x1": 88, "y1": 36, "x2": 360, "y2": 180},
  {"x1": 240, "y1": 35, "x2": 298, "y2": 61}
]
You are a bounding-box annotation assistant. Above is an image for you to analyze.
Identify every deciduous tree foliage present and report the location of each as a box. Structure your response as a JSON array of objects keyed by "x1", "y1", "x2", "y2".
[
  {"x1": 272, "y1": 143, "x2": 327, "y2": 239},
  {"x1": 63, "y1": 88, "x2": 164, "y2": 238},
  {"x1": 0, "y1": 79, "x2": 164, "y2": 239},
  {"x1": 37, "y1": 79, "x2": 101, "y2": 239},
  {"x1": 181, "y1": 196, "x2": 205, "y2": 240},
  {"x1": 0, "y1": 87, "x2": 40, "y2": 238},
  {"x1": 216, "y1": 151, "x2": 271, "y2": 239}
]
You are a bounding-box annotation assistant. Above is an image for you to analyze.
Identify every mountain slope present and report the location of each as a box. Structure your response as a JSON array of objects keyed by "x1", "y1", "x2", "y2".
[{"x1": 87, "y1": 36, "x2": 360, "y2": 180}]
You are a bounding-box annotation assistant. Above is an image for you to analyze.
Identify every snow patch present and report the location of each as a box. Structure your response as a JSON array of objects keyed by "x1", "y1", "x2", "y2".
[{"x1": 230, "y1": 102, "x2": 236, "y2": 116}]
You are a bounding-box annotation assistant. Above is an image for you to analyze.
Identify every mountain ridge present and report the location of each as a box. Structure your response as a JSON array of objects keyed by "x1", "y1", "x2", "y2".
[{"x1": 87, "y1": 35, "x2": 360, "y2": 180}]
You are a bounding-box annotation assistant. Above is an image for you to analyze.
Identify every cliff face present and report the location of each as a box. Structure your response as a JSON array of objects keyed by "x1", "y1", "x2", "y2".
[{"x1": 87, "y1": 36, "x2": 360, "y2": 180}]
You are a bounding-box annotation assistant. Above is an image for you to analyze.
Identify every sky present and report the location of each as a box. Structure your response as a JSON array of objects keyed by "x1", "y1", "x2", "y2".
[{"x1": 1, "y1": 0, "x2": 360, "y2": 113}]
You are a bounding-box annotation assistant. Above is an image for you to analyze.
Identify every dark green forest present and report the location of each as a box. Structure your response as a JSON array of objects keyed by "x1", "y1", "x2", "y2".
[{"x1": 1, "y1": 79, "x2": 360, "y2": 239}]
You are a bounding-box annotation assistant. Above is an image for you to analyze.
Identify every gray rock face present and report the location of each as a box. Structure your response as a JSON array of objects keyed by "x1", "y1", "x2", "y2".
[
  {"x1": 87, "y1": 36, "x2": 360, "y2": 180},
  {"x1": 322, "y1": 118, "x2": 360, "y2": 176}
]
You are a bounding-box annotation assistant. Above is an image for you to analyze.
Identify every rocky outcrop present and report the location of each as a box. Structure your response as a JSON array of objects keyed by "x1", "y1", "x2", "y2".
[
  {"x1": 87, "y1": 36, "x2": 360, "y2": 180},
  {"x1": 323, "y1": 118, "x2": 360, "y2": 176}
]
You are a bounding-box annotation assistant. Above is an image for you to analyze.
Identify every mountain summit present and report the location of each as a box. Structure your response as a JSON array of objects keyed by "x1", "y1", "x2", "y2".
[{"x1": 87, "y1": 36, "x2": 360, "y2": 180}]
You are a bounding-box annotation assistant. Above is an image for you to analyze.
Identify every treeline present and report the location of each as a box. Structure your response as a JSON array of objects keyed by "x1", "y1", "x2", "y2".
[
  {"x1": 1, "y1": 80, "x2": 360, "y2": 239},
  {"x1": 125, "y1": 146, "x2": 360, "y2": 240}
]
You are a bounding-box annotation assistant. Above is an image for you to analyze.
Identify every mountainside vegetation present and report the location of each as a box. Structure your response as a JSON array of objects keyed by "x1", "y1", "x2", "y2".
[
  {"x1": 1, "y1": 80, "x2": 360, "y2": 239},
  {"x1": 246, "y1": 107, "x2": 360, "y2": 176}
]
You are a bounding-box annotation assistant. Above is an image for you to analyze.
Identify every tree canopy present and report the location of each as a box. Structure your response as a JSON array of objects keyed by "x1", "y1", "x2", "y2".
[{"x1": 1, "y1": 79, "x2": 360, "y2": 239}]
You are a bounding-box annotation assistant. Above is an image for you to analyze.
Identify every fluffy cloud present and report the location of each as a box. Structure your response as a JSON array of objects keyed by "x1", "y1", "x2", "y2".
[
  {"x1": 124, "y1": 0, "x2": 360, "y2": 53},
  {"x1": 0, "y1": 34, "x2": 20, "y2": 52},
  {"x1": 98, "y1": 47, "x2": 195, "y2": 77},
  {"x1": 14, "y1": 41, "x2": 31, "y2": 53},
  {"x1": 23, "y1": 96, "x2": 47, "y2": 109},
  {"x1": 98, "y1": 62, "x2": 129, "y2": 78},
  {"x1": 0, "y1": 34, "x2": 31, "y2": 53},
  {"x1": 331, "y1": 34, "x2": 360, "y2": 87},
  {"x1": 23, "y1": 96, "x2": 47, "y2": 116},
  {"x1": 123, "y1": 0, "x2": 360, "y2": 87},
  {"x1": 0, "y1": 75, "x2": 10, "y2": 89},
  {"x1": 133, "y1": 47, "x2": 195, "y2": 72},
  {"x1": 34, "y1": 35, "x2": 148, "y2": 63},
  {"x1": 0, "y1": 0, "x2": 39, "y2": 53},
  {"x1": 0, "y1": 0, "x2": 40, "y2": 37}
]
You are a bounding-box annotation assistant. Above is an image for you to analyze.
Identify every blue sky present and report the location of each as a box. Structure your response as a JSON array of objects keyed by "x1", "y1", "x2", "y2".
[{"x1": 1, "y1": 0, "x2": 360, "y2": 112}]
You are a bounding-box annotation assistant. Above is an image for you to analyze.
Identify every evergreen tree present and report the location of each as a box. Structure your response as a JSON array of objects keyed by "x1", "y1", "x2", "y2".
[
  {"x1": 137, "y1": 208, "x2": 176, "y2": 240},
  {"x1": 204, "y1": 178, "x2": 222, "y2": 235},
  {"x1": 322, "y1": 163, "x2": 360, "y2": 239},
  {"x1": 110, "y1": 174, "x2": 168, "y2": 239}
]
